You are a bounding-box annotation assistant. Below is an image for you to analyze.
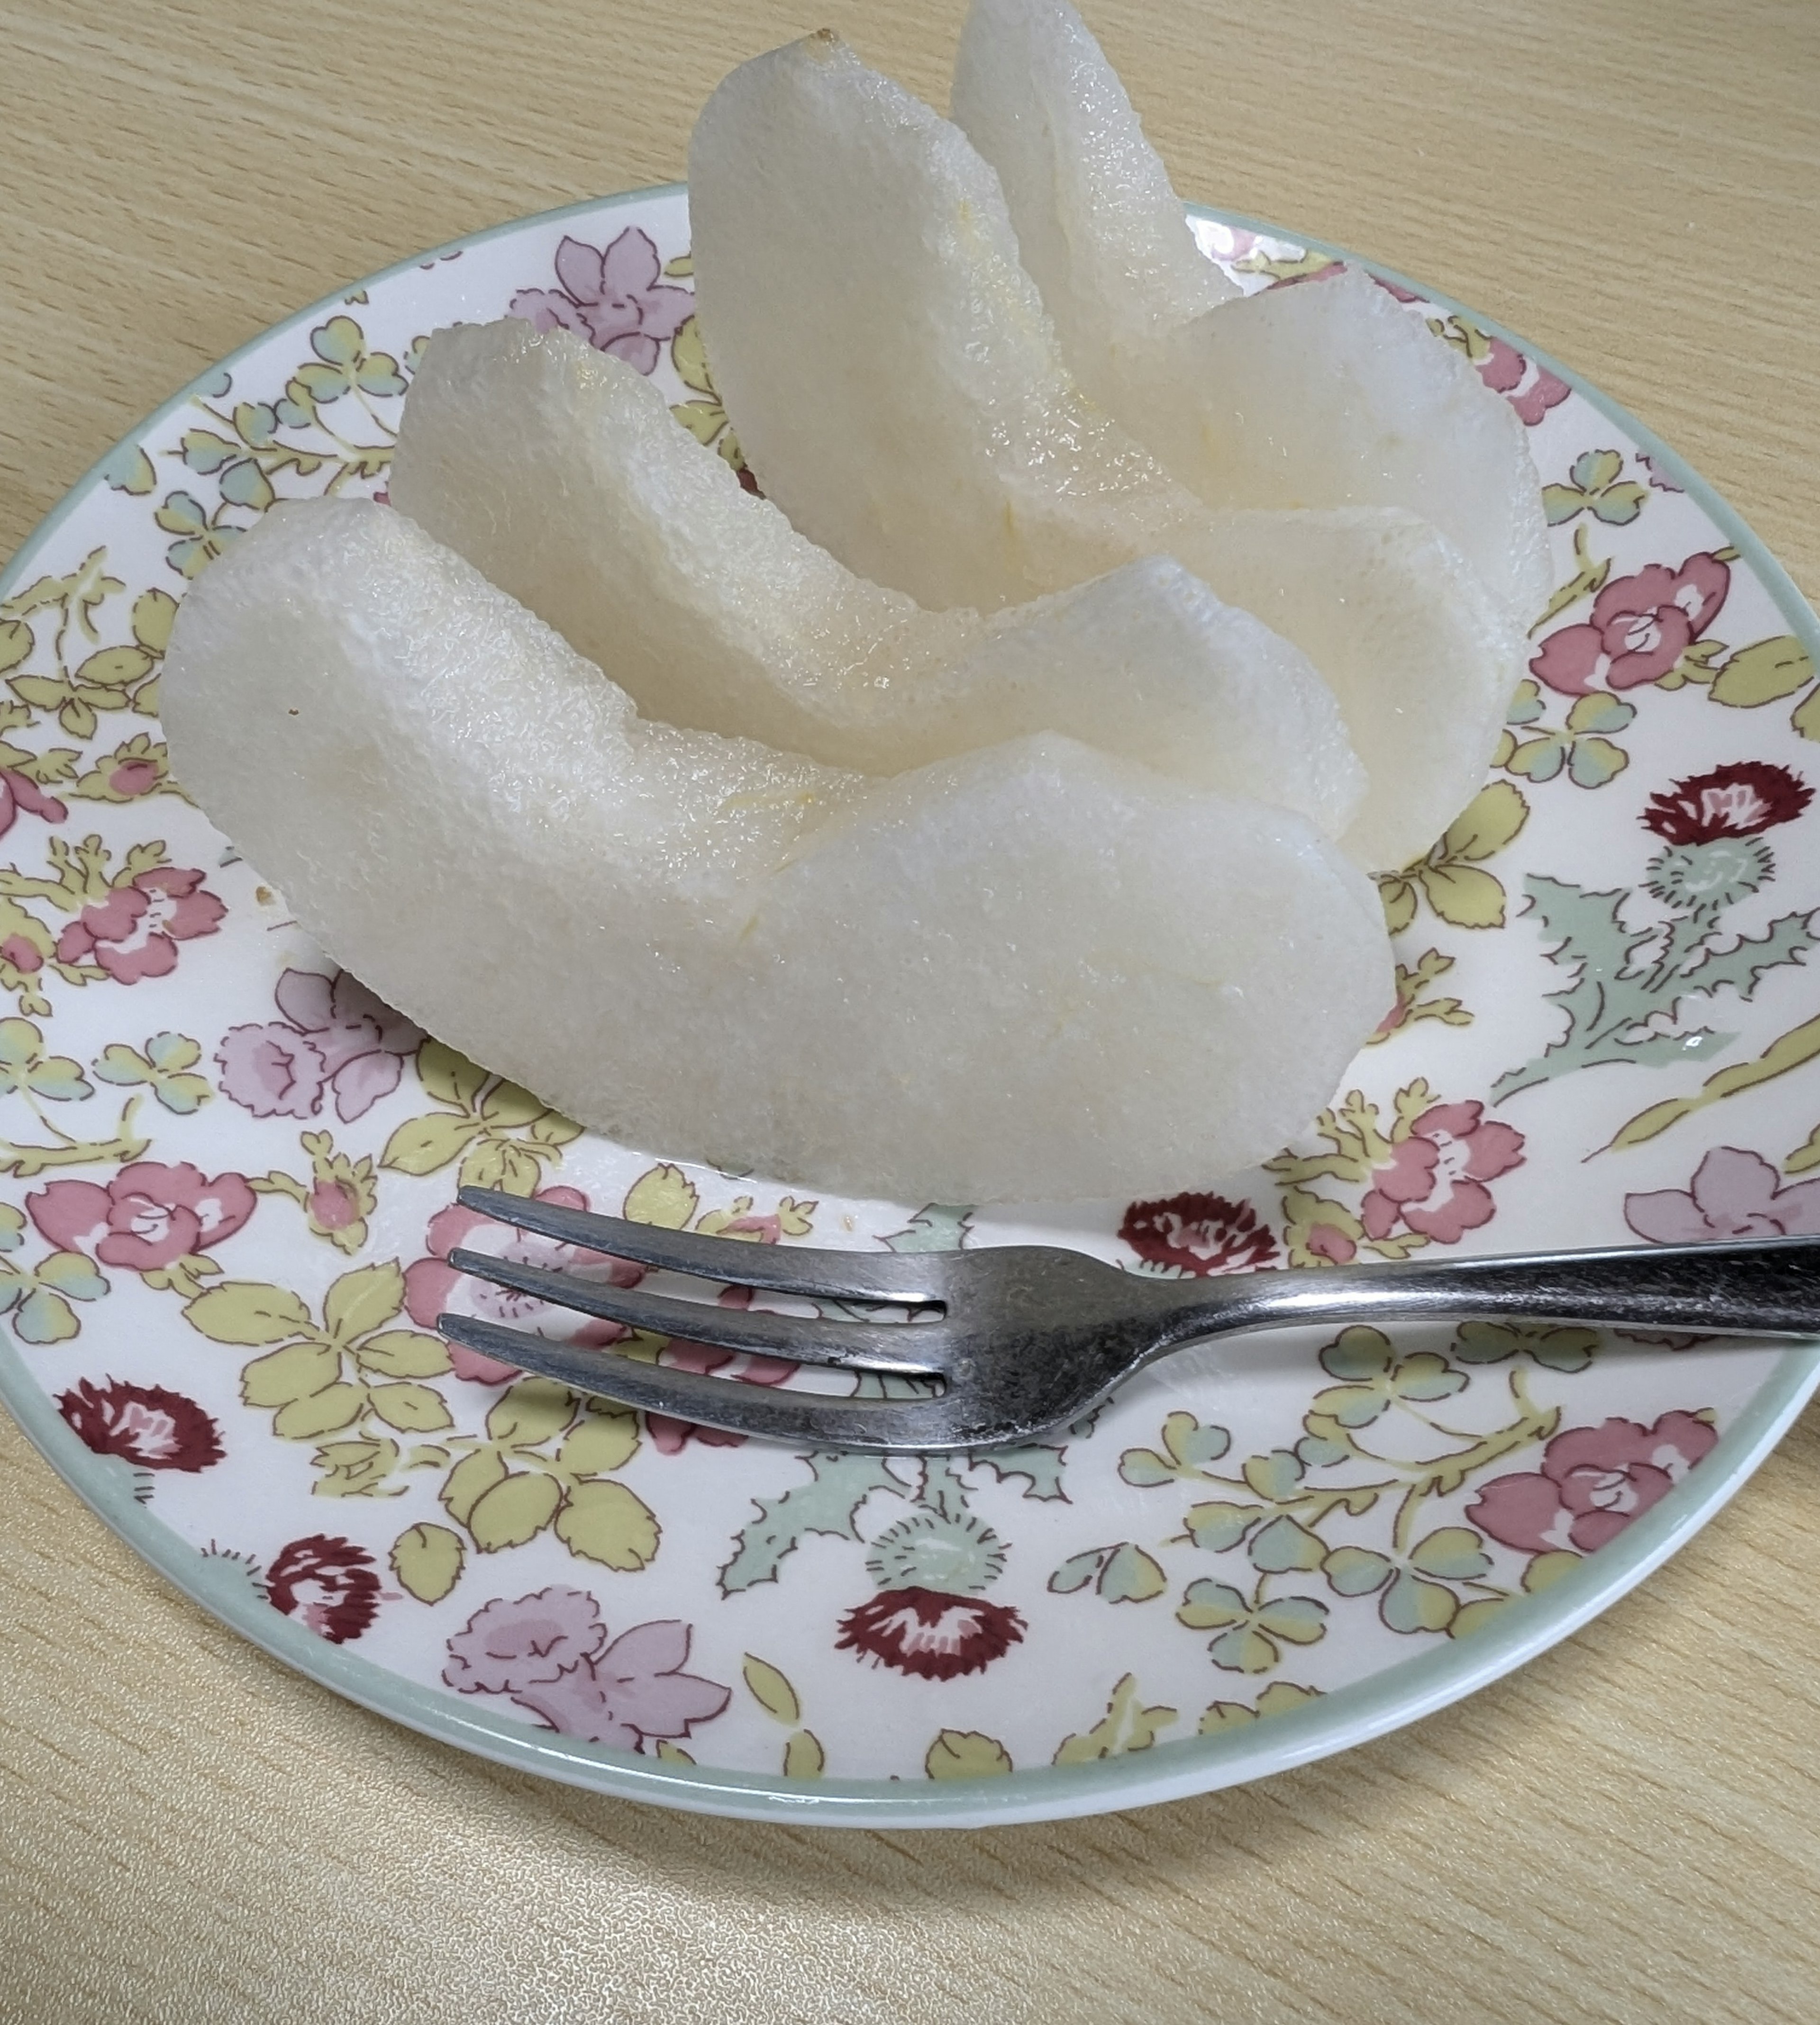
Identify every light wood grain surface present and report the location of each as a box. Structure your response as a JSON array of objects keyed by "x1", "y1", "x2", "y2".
[{"x1": 3, "y1": 2, "x2": 1819, "y2": 2019}]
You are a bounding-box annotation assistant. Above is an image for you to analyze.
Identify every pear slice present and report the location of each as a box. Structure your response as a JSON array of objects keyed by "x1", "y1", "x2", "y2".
[
  {"x1": 162, "y1": 498, "x2": 1392, "y2": 1202},
  {"x1": 950, "y1": 0, "x2": 1551, "y2": 623},
  {"x1": 389, "y1": 317, "x2": 1364, "y2": 837},
  {"x1": 687, "y1": 32, "x2": 1526, "y2": 869}
]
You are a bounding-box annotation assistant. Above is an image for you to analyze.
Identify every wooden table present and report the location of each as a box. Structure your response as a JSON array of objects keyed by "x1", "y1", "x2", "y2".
[{"x1": 3, "y1": 2, "x2": 1818, "y2": 2017}]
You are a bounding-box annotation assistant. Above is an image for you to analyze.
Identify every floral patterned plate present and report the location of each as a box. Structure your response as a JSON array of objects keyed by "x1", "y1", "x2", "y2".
[{"x1": 3, "y1": 185, "x2": 1820, "y2": 1829}]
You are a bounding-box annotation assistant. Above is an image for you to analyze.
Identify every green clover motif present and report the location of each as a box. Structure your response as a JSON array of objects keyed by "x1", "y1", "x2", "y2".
[
  {"x1": 1176, "y1": 1577, "x2": 1329, "y2": 1673},
  {"x1": 92, "y1": 1031, "x2": 211, "y2": 1114},
  {"x1": 1452, "y1": 1320, "x2": 1599, "y2": 1373},
  {"x1": 1310, "y1": 1326, "x2": 1466, "y2": 1428},
  {"x1": 290, "y1": 314, "x2": 409, "y2": 407},
  {"x1": 1542, "y1": 448, "x2": 1648, "y2": 527},
  {"x1": 1322, "y1": 1526, "x2": 1493, "y2": 1635},
  {"x1": 1497, "y1": 682, "x2": 1634, "y2": 789},
  {"x1": 0, "y1": 1017, "x2": 92, "y2": 1102}
]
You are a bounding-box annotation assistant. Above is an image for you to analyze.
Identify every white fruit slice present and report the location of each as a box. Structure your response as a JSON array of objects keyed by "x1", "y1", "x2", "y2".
[
  {"x1": 687, "y1": 33, "x2": 1526, "y2": 867},
  {"x1": 162, "y1": 498, "x2": 1393, "y2": 1202},
  {"x1": 950, "y1": 0, "x2": 1552, "y2": 623},
  {"x1": 390, "y1": 316, "x2": 1364, "y2": 837},
  {"x1": 949, "y1": 0, "x2": 1238, "y2": 354}
]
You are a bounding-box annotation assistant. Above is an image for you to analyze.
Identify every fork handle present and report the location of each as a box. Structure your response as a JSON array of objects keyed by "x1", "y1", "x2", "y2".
[{"x1": 1152, "y1": 1235, "x2": 1820, "y2": 1346}]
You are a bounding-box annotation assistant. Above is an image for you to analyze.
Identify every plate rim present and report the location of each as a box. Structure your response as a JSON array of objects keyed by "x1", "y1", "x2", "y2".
[{"x1": 3, "y1": 182, "x2": 1817, "y2": 1829}]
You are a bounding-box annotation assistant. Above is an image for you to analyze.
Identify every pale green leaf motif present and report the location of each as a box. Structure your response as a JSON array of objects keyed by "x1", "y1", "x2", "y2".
[
  {"x1": 240, "y1": 1339, "x2": 340, "y2": 1408},
  {"x1": 323, "y1": 1260, "x2": 405, "y2": 1344},
  {"x1": 391, "y1": 1522, "x2": 465, "y2": 1603},
  {"x1": 272, "y1": 1383, "x2": 366, "y2": 1439},
  {"x1": 367, "y1": 1382, "x2": 453, "y2": 1434},
  {"x1": 554, "y1": 1478, "x2": 659, "y2": 1569},
  {"x1": 466, "y1": 1470, "x2": 564, "y2": 1552},
  {"x1": 924, "y1": 1730, "x2": 1012, "y2": 1780},
  {"x1": 623, "y1": 1162, "x2": 700, "y2": 1229},
  {"x1": 555, "y1": 1407, "x2": 640, "y2": 1475},
  {"x1": 354, "y1": 1329, "x2": 452, "y2": 1379},
  {"x1": 185, "y1": 1281, "x2": 313, "y2": 1346},
  {"x1": 486, "y1": 1378, "x2": 575, "y2": 1448},
  {"x1": 742, "y1": 1654, "x2": 801, "y2": 1725}
]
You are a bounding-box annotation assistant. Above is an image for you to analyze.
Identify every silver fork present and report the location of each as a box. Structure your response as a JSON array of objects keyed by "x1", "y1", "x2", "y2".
[{"x1": 440, "y1": 1187, "x2": 1820, "y2": 1452}]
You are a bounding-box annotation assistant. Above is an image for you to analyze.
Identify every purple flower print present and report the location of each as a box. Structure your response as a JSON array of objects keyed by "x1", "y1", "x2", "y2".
[
  {"x1": 1624, "y1": 1146, "x2": 1820, "y2": 1244},
  {"x1": 217, "y1": 968, "x2": 419, "y2": 1124},
  {"x1": 443, "y1": 1588, "x2": 731, "y2": 1751},
  {"x1": 508, "y1": 229, "x2": 695, "y2": 375}
]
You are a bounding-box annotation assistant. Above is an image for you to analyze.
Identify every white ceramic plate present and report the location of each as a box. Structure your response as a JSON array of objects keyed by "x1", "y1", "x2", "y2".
[{"x1": 2, "y1": 185, "x2": 1818, "y2": 1827}]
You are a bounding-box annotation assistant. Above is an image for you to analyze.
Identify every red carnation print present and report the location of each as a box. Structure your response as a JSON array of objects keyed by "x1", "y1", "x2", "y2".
[
  {"x1": 265, "y1": 1534, "x2": 381, "y2": 1643},
  {"x1": 1361, "y1": 1101, "x2": 1525, "y2": 1245},
  {"x1": 56, "y1": 1378, "x2": 223, "y2": 1471},
  {"x1": 1468, "y1": 1412, "x2": 1718, "y2": 1555},
  {"x1": 1641, "y1": 763, "x2": 1811, "y2": 845},
  {"x1": 28, "y1": 1161, "x2": 256, "y2": 1273},
  {"x1": 1119, "y1": 1192, "x2": 1278, "y2": 1274},
  {"x1": 835, "y1": 1587, "x2": 1026, "y2": 1681},
  {"x1": 54, "y1": 866, "x2": 226, "y2": 983},
  {"x1": 1530, "y1": 552, "x2": 1730, "y2": 697}
]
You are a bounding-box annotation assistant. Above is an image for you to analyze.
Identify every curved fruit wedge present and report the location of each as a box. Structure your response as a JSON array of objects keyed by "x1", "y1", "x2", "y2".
[
  {"x1": 162, "y1": 499, "x2": 1392, "y2": 1202},
  {"x1": 687, "y1": 33, "x2": 1526, "y2": 868},
  {"x1": 390, "y1": 318, "x2": 1363, "y2": 836},
  {"x1": 950, "y1": 0, "x2": 1551, "y2": 624}
]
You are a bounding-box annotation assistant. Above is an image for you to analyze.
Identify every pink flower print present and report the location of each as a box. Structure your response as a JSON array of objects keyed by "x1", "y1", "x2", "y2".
[
  {"x1": 0, "y1": 934, "x2": 42, "y2": 975},
  {"x1": 215, "y1": 1021, "x2": 327, "y2": 1117},
  {"x1": 1531, "y1": 552, "x2": 1731, "y2": 697},
  {"x1": 55, "y1": 867, "x2": 224, "y2": 984},
  {"x1": 1624, "y1": 1146, "x2": 1820, "y2": 1245},
  {"x1": 508, "y1": 229, "x2": 695, "y2": 375},
  {"x1": 216, "y1": 967, "x2": 419, "y2": 1122},
  {"x1": 266, "y1": 1534, "x2": 381, "y2": 1643},
  {"x1": 642, "y1": 1291, "x2": 796, "y2": 1456},
  {"x1": 28, "y1": 1160, "x2": 256, "y2": 1272},
  {"x1": 1361, "y1": 1101, "x2": 1525, "y2": 1244},
  {"x1": 1468, "y1": 1411, "x2": 1719, "y2": 1555},
  {"x1": 405, "y1": 1184, "x2": 643, "y2": 1384},
  {"x1": 1477, "y1": 334, "x2": 1570, "y2": 425},
  {"x1": 0, "y1": 768, "x2": 67, "y2": 840},
  {"x1": 309, "y1": 1178, "x2": 361, "y2": 1232},
  {"x1": 106, "y1": 757, "x2": 161, "y2": 799},
  {"x1": 443, "y1": 1589, "x2": 731, "y2": 1750}
]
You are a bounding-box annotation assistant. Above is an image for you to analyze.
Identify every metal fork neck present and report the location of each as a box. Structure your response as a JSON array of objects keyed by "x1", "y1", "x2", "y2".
[{"x1": 1141, "y1": 1237, "x2": 1820, "y2": 1347}]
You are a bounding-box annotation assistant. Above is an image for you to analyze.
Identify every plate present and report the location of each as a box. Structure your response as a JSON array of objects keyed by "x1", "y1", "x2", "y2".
[{"x1": 3, "y1": 185, "x2": 1819, "y2": 1829}]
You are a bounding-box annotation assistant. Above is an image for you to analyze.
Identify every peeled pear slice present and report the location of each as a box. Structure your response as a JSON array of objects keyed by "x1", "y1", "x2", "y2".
[
  {"x1": 950, "y1": 0, "x2": 1551, "y2": 623},
  {"x1": 687, "y1": 32, "x2": 1526, "y2": 868},
  {"x1": 162, "y1": 499, "x2": 1393, "y2": 1202},
  {"x1": 390, "y1": 317, "x2": 1364, "y2": 838}
]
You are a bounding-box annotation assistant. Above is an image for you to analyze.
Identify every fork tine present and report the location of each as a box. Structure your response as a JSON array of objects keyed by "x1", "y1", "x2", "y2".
[
  {"x1": 436, "y1": 1315, "x2": 950, "y2": 1451},
  {"x1": 448, "y1": 1249, "x2": 950, "y2": 1375},
  {"x1": 457, "y1": 1187, "x2": 949, "y2": 1304}
]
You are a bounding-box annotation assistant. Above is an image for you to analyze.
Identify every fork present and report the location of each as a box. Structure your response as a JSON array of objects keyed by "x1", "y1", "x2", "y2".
[{"x1": 439, "y1": 1187, "x2": 1820, "y2": 1452}]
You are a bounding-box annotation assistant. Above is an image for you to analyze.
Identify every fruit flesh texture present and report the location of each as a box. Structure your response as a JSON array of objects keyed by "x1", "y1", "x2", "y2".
[
  {"x1": 949, "y1": 0, "x2": 1552, "y2": 625},
  {"x1": 161, "y1": 499, "x2": 1393, "y2": 1202},
  {"x1": 390, "y1": 317, "x2": 1364, "y2": 838},
  {"x1": 687, "y1": 33, "x2": 1527, "y2": 872}
]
